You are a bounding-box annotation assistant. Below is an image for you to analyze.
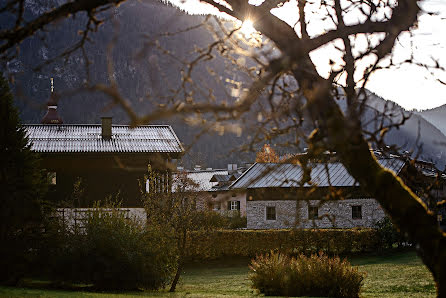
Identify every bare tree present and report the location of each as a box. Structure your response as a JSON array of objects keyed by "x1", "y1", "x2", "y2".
[{"x1": 1, "y1": 0, "x2": 445, "y2": 295}]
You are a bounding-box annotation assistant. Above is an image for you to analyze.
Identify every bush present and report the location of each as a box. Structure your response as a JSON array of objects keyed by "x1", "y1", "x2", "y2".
[
  {"x1": 375, "y1": 217, "x2": 408, "y2": 249},
  {"x1": 227, "y1": 213, "x2": 247, "y2": 229},
  {"x1": 193, "y1": 211, "x2": 247, "y2": 229},
  {"x1": 186, "y1": 229, "x2": 379, "y2": 260},
  {"x1": 249, "y1": 251, "x2": 365, "y2": 297},
  {"x1": 50, "y1": 203, "x2": 176, "y2": 290}
]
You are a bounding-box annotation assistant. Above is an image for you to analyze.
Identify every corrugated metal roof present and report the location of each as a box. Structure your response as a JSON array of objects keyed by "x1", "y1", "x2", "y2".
[
  {"x1": 172, "y1": 170, "x2": 229, "y2": 192},
  {"x1": 230, "y1": 158, "x2": 406, "y2": 189},
  {"x1": 210, "y1": 174, "x2": 232, "y2": 182},
  {"x1": 24, "y1": 124, "x2": 183, "y2": 153}
]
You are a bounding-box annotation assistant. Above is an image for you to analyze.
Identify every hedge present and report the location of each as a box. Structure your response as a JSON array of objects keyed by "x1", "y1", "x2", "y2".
[{"x1": 186, "y1": 229, "x2": 379, "y2": 260}]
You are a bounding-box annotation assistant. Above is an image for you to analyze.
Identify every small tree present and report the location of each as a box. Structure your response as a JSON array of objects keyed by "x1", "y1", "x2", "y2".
[
  {"x1": 0, "y1": 74, "x2": 47, "y2": 284},
  {"x1": 143, "y1": 166, "x2": 215, "y2": 292},
  {"x1": 255, "y1": 144, "x2": 279, "y2": 163}
]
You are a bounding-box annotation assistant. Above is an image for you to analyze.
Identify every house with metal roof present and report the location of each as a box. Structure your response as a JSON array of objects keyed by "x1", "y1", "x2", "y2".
[
  {"x1": 24, "y1": 95, "x2": 183, "y2": 207},
  {"x1": 230, "y1": 158, "x2": 414, "y2": 229},
  {"x1": 170, "y1": 165, "x2": 247, "y2": 216}
]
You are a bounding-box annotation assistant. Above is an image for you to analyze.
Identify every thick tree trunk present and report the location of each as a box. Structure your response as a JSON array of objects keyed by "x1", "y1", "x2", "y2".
[{"x1": 301, "y1": 82, "x2": 446, "y2": 295}]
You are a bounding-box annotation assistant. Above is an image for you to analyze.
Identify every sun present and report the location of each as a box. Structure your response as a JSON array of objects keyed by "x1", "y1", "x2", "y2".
[{"x1": 240, "y1": 19, "x2": 256, "y2": 37}]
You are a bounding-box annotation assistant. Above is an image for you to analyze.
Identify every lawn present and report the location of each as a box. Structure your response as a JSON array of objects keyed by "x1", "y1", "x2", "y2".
[{"x1": 0, "y1": 251, "x2": 436, "y2": 297}]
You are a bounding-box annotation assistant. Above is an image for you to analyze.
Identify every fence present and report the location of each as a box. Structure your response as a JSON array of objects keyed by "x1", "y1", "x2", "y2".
[{"x1": 56, "y1": 208, "x2": 146, "y2": 230}]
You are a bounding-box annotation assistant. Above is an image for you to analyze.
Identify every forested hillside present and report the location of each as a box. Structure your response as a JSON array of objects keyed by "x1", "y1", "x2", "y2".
[
  {"x1": 3, "y1": 0, "x2": 445, "y2": 168},
  {"x1": 418, "y1": 105, "x2": 446, "y2": 137}
]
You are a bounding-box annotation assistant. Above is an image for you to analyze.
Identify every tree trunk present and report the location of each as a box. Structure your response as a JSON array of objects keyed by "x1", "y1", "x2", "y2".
[
  {"x1": 301, "y1": 81, "x2": 446, "y2": 295},
  {"x1": 169, "y1": 260, "x2": 183, "y2": 292},
  {"x1": 169, "y1": 229, "x2": 187, "y2": 292}
]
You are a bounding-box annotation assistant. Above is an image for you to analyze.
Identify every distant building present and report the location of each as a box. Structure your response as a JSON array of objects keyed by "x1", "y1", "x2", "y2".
[
  {"x1": 230, "y1": 157, "x2": 446, "y2": 229},
  {"x1": 24, "y1": 93, "x2": 183, "y2": 207},
  {"x1": 173, "y1": 164, "x2": 247, "y2": 216}
]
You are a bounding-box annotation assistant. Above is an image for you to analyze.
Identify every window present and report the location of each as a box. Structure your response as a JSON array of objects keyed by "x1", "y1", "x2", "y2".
[
  {"x1": 229, "y1": 200, "x2": 240, "y2": 211},
  {"x1": 47, "y1": 172, "x2": 56, "y2": 185},
  {"x1": 213, "y1": 202, "x2": 221, "y2": 211},
  {"x1": 352, "y1": 205, "x2": 362, "y2": 219},
  {"x1": 266, "y1": 206, "x2": 276, "y2": 220},
  {"x1": 308, "y1": 206, "x2": 318, "y2": 220}
]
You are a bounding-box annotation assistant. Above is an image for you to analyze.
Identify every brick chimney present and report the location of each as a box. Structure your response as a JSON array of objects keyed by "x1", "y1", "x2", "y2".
[{"x1": 101, "y1": 117, "x2": 112, "y2": 140}]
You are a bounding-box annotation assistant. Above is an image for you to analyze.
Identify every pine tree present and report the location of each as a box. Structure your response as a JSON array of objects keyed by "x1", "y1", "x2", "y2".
[{"x1": 0, "y1": 74, "x2": 47, "y2": 283}]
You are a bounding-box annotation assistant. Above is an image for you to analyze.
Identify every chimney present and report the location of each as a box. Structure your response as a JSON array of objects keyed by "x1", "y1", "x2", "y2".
[
  {"x1": 228, "y1": 163, "x2": 237, "y2": 174},
  {"x1": 101, "y1": 117, "x2": 112, "y2": 140}
]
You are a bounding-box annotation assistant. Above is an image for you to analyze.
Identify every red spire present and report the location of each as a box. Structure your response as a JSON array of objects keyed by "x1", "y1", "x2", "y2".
[
  {"x1": 41, "y1": 92, "x2": 63, "y2": 124},
  {"x1": 42, "y1": 78, "x2": 63, "y2": 124}
]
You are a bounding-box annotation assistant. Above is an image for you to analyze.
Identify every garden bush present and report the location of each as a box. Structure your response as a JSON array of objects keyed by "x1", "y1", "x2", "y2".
[
  {"x1": 249, "y1": 251, "x2": 365, "y2": 297},
  {"x1": 194, "y1": 211, "x2": 247, "y2": 229},
  {"x1": 50, "y1": 202, "x2": 177, "y2": 290},
  {"x1": 375, "y1": 216, "x2": 409, "y2": 249},
  {"x1": 186, "y1": 229, "x2": 379, "y2": 260},
  {"x1": 227, "y1": 213, "x2": 247, "y2": 229}
]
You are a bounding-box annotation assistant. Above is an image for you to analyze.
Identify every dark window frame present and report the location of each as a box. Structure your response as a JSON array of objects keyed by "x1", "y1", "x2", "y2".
[
  {"x1": 266, "y1": 206, "x2": 276, "y2": 220},
  {"x1": 229, "y1": 200, "x2": 240, "y2": 211},
  {"x1": 352, "y1": 205, "x2": 362, "y2": 219},
  {"x1": 308, "y1": 206, "x2": 318, "y2": 220}
]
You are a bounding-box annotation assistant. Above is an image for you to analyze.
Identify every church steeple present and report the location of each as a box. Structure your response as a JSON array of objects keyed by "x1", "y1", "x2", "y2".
[{"x1": 41, "y1": 78, "x2": 63, "y2": 124}]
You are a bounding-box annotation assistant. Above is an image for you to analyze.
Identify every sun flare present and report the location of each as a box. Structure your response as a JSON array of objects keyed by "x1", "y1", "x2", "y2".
[{"x1": 240, "y1": 19, "x2": 256, "y2": 37}]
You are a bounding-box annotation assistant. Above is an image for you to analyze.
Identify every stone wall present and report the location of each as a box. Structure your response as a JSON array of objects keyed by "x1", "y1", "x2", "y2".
[{"x1": 247, "y1": 199, "x2": 385, "y2": 229}]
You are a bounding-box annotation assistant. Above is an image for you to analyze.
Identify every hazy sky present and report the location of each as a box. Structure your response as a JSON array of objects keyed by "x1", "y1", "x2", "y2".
[{"x1": 170, "y1": 0, "x2": 446, "y2": 110}]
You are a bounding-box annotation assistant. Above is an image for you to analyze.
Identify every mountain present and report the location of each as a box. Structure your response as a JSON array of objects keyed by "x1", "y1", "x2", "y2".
[
  {"x1": 3, "y1": 0, "x2": 255, "y2": 168},
  {"x1": 3, "y1": 0, "x2": 445, "y2": 169},
  {"x1": 361, "y1": 92, "x2": 446, "y2": 168},
  {"x1": 417, "y1": 105, "x2": 446, "y2": 137}
]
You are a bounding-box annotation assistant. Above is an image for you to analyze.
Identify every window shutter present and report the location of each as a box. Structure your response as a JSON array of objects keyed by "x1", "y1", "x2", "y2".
[
  {"x1": 227, "y1": 201, "x2": 231, "y2": 210},
  {"x1": 236, "y1": 201, "x2": 240, "y2": 210}
]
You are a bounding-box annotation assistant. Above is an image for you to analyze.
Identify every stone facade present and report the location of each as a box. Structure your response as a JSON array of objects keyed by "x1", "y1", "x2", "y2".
[{"x1": 247, "y1": 198, "x2": 385, "y2": 229}]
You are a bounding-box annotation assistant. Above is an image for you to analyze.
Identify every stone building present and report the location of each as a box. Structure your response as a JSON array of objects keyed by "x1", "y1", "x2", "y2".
[{"x1": 230, "y1": 158, "x2": 444, "y2": 229}]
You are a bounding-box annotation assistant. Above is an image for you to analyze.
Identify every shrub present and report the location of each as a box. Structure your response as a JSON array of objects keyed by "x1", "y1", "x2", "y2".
[
  {"x1": 186, "y1": 229, "x2": 379, "y2": 260},
  {"x1": 249, "y1": 251, "x2": 365, "y2": 297},
  {"x1": 375, "y1": 216, "x2": 408, "y2": 249},
  {"x1": 50, "y1": 202, "x2": 176, "y2": 290},
  {"x1": 227, "y1": 213, "x2": 247, "y2": 229},
  {"x1": 192, "y1": 211, "x2": 247, "y2": 229}
]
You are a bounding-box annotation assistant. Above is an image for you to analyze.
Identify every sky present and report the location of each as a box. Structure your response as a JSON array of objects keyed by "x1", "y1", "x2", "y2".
[{"x1": 169, "y1": 0, "x2": 446, "y2": 111}]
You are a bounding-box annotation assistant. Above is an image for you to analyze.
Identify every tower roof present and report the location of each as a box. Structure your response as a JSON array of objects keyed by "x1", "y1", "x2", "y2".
[{"x1": 41, "y1": 92, "x2": 63, "y2": 124}]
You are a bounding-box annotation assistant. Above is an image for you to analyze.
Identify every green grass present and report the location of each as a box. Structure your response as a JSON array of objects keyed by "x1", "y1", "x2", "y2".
[
  {"x1": 0, "y1": 251, "x2": 436, "y2": 297},
  {"x1": 351, "y1": 251, "x2": 436, "y2": 297}
]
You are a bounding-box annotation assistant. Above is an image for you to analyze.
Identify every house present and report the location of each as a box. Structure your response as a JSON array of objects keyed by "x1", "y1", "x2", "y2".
[
  {"x1": 230, "y1": 156, "x2": 445, "y2": 229},
  {"x1": 173, "y1": 164, "x2": 247, "y2": 216},
  {"x1": 24, "y1": 93, "x2": 184, "y2": 207}
]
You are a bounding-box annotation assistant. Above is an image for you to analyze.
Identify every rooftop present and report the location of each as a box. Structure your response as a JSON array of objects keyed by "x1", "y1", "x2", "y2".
[
  {"x1": 230, "y1": 158, "x2": 406, "y2": 189},
  {"x1": 172, "y1": 169, "x2": 229, "y2": 192},
  {"x1": 24, "y1": 124, "x2": 183, "y2": 154}
]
